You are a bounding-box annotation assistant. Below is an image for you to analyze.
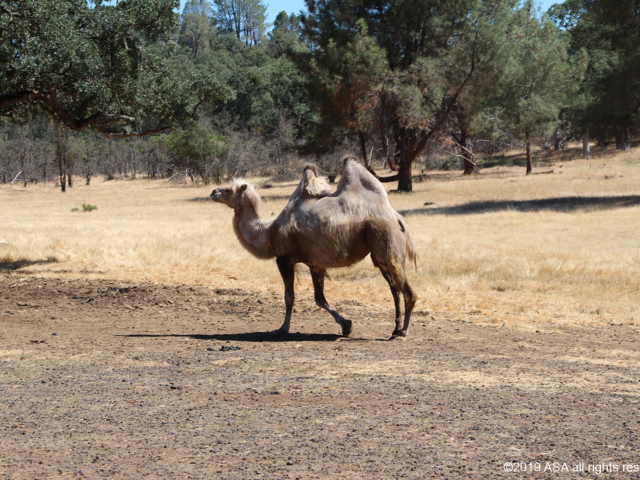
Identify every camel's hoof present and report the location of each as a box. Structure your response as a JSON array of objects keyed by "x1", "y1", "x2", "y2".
[
  {"x1": 341, "y1": 320, "x2": 353, "y2": 337},
  {"x1": 389, "y1": 332, "x2": 407, "y2": 341}
]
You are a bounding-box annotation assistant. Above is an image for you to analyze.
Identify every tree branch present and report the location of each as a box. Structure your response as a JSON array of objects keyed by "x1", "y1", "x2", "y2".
[
  {"x1": 0, "y1": 90, "x2": 38, "y2": 111},
  {"x1": 100, "y1": 118, "x2": 174, "y2": 138}
]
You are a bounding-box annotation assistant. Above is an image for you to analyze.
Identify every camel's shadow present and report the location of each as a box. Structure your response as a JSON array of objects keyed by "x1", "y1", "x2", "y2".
[{"x1": 118, "y1": 331, "x2": 372, "y2": 343}]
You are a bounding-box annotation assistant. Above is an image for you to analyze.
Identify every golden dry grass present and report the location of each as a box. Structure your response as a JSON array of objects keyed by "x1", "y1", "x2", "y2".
[{"x1": 2, "y1": 142, "x2": 639, "y2": 329}]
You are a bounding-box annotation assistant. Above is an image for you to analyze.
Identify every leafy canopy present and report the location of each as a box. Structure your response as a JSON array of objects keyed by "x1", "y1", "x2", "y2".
[{"x1": 0, "y1": 0, "x2": 232, "y2": 137}]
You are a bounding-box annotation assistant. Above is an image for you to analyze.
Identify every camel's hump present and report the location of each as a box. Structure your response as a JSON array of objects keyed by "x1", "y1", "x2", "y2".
[
  {"x1": 338, "y1": 157, "x2": 388, "y2": 197},
  {"x1": 301, "y1": 164, "x2": 332, "y2": 198}
]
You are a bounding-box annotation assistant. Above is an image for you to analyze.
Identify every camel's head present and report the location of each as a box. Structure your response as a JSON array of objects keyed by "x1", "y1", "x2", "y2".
[{"x1": 210, "y1": 180, "x2": 250, "y2": 208}]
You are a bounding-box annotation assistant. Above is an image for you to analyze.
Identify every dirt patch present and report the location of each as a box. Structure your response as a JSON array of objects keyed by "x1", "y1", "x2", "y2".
[{"x1": 1, "y1": 274, "x2": 639, "y2": 479}]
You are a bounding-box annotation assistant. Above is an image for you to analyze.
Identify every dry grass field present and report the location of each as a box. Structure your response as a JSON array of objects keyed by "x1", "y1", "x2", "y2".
[
  {"x1": 2, "y1": 141, "x2": 639, "y2": 331},
  {"x1": 2, "y1": 142, "x2": 640, "y2": 479}
]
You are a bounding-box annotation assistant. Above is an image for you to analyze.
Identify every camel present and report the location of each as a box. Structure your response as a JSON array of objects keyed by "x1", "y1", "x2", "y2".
[{"x1": 210, "y1": 157, "x2": 418, "y2": 339}]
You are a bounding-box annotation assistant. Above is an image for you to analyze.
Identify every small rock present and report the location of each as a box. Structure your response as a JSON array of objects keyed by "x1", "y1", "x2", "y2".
[
  {"x1": 220, "y1": 346, "x2": 241, "y2": 351},
  {"x1": 207, "y1": 347, "x2": 216, "y2": 352}
]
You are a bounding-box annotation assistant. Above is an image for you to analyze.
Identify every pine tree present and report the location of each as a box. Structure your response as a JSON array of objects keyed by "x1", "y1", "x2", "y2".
[
  {"x1": 492, "y1": 1, "x2": 577, "y2": 174},
  {"x1": 299, "y1": 0, "x2": 518, "y2": 190}
]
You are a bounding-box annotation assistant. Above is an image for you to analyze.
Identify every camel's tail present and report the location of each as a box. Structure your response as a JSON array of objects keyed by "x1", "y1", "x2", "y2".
[{"x1": 396, "y1": 213, "x2": 418, "y2": 270}]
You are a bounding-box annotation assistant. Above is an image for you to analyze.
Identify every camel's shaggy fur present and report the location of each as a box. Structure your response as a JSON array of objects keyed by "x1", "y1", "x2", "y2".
[{"x1": 210, "y1": 157, "x2": 418, "y2": 339}]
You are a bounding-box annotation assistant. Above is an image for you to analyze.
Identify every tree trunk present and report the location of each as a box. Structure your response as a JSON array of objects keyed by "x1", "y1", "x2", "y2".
[
  {"x1": 615, "y1": 126, "x2": 630, "y2": 151},
  {"x1": 553, "y1": 130, "x2": 560, "y2": 150},
  {"x1": 59, "y1": 159, "x2": 66, "y2": 192},
  {"x1": 461, "y1": 132, "x2": 478, "y2": 175},
  {"x1": 582, "y1": 130, "x2": 591, "y2": 160},
  {"x1": 56, "y1": 127, "x2": 68, "y2": 192},
  {"x1": 525, "y1": 131, "x2": 532, "y2": 175},
  {"x1": 397, "y1": 162, "x2": 412, "y2": 191}
]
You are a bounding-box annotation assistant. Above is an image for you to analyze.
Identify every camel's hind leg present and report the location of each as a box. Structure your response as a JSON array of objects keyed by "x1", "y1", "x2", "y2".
[
  {"x1": 309, "y1": 267, "x2": 353, "y2": 337},
  {"x1": 382, "y1": 271, "x2": 403, "y2": 334},
  {"x1": 371, "y1": 256, "x2": 417, "y2": 339},
  {"x1": 387, "y1": 268, "x2": 416, "y2": 339},
  {"x1": 275, "y1": 256, "x2": 295, "y2": 334},
  {"x1": 371, "y1": 256, "x2": 402, "y2": 333}
]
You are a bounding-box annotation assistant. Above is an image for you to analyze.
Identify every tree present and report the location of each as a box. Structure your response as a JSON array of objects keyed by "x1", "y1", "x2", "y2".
[
  {"x1": 182, "y1": 0, "x2": 213, "y2": 16},
  {"x1": 179, "y1": 10, "x2": 214, "y2": 59},
  {"x1": 0, "y1": 0, "x2": 232, "y2": 139},
  {"x1": 490, "y1": 1, "x2": 577, "y2": 174},
  {"x1": 267, "y1": 12, "x2": 303, "y2": 58},
  {"x1": 550, "y1": 0, "x2": 640, "y2": 152},
  {"x1": 213, "y1": 0, "x2": 267, "y2": 46},
  {"x1": 445, "y1": 1, "x2": 520, "y2": 175},
  {"x1": 299, "y1": 0, "x2": 519, "y2": 190},
  {"x1": 166, "y1": 122, "x2": 225, "y2": 183},
  {"x1": 588, "y1": 0, "x2": 640, "y2": 150}
]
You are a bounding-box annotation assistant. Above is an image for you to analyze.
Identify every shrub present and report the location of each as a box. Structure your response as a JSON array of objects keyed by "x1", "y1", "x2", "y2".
[{"x1": 82, "y1": 203, "x2": 98, "y2": 212}]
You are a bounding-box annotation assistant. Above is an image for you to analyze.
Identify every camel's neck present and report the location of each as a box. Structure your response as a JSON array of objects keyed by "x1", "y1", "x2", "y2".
[{"x1": 232, "y1": 191, "x2": 275, "y2": 260}]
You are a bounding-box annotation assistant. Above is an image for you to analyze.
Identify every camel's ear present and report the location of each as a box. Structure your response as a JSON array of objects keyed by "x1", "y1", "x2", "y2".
[{"x1": 239, "y1": 184, "x2": 248, "y2": 192}]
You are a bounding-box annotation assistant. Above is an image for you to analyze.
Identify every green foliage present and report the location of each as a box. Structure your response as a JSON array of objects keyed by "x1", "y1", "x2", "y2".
[
  {"x1": 1, "y1": 0, "x2": 637, "y2": 187},
  {"x1": 549, "y1": 0, "x2": 640, "y2": 140},
  {"x1": 0, "y1": 0, "x2": 232, "y2": 136},
  {"x1": 267, "y1": 12, "x2": 303, "y2": 58},
  {"x1": 298, "y1": 0, "x2": 521, "y2": 188},
  {"x1": 166, "y1": 122, "x2": 225, "y2": 182},
  {"x1": 303, "y1": 20, "x2": 389, "y2": 146},
  {"x1": 179, "y1": 11, "x2": 214, "y2": 59},
  {"x1": 72, "y1": 203, "x2": 98, "y2": 212},
  {"x1": 214, "y1": 0, "x2": 267, "y2": 46},
  {"x1": 487, "y1": 2, "x2": 580, "y2": 144}
]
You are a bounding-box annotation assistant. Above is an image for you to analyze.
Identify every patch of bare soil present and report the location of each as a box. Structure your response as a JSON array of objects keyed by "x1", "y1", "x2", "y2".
[{"x1": 1, "y1": 274, "x2": 639, "y2": 479}]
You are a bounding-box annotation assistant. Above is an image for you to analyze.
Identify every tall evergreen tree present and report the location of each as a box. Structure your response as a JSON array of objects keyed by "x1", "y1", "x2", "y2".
[
  {"x1": 182, "y1": 0, "x2": 213, "y2": 16},
  {"x1": 550, "y1": 0, "x2": 640, "y2": 151},
  {"x1": 491, "y1": 1, "x2": 577, "y2": 174},
  {"x1": 214, "y1": 0, "x2": 267, "y2": 46},
  {"x1": 179, "y1": 10, "x2": 214, "y2": 59},
  {"x1": 267, "y1": 12, "x2": 303, "y2": 58},
  {"x1": 299, "y1": 0, "x2": 518, "y2": 190}
]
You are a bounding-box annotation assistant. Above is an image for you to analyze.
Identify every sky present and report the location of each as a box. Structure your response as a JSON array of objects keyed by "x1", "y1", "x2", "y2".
[{"x1": 179, "y1": 0, "x2": 559, "y2": 26}]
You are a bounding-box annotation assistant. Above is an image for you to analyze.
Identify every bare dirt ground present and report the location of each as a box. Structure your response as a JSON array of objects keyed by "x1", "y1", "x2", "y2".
[{"x1": 2, "y1": 274, "x2": 640, "y2": 479}]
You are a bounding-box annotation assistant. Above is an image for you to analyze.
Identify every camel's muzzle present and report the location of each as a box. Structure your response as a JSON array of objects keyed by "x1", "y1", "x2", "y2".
[{"x1": 210, "y1": 189, "x2": 221, "y2": 201}]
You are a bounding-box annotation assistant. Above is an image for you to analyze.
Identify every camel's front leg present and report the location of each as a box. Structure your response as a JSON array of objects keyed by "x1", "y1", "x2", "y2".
[
  {"x1": 275, "y1": 256, "x2": 295, "y2": 334},
  {"x1": 309, "y1": 267, "x2": 352, "y2": 337}
]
